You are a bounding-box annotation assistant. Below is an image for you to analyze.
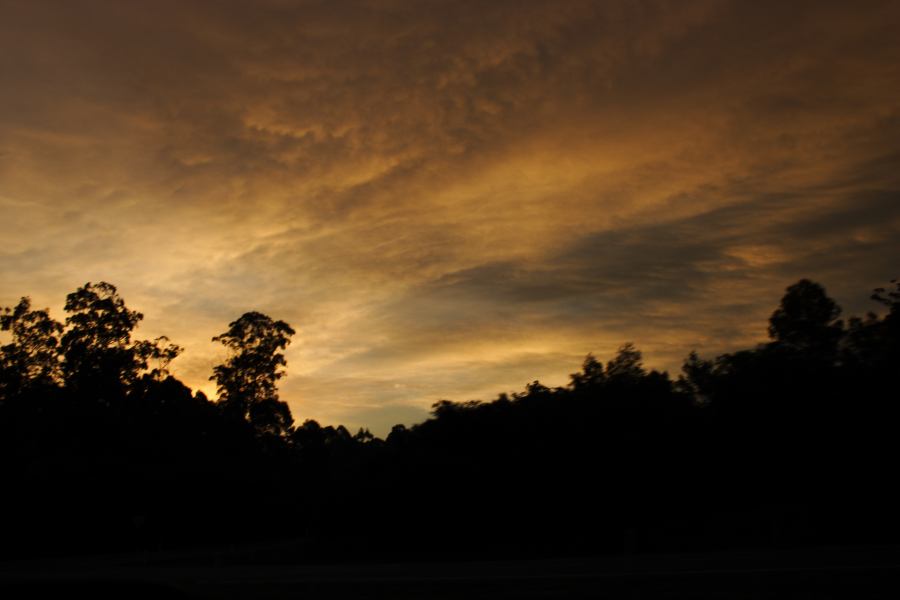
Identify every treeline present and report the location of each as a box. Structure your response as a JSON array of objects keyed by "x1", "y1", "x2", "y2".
[{"x1": 0, "y1": 278, "x2": 898, "y2": 560}]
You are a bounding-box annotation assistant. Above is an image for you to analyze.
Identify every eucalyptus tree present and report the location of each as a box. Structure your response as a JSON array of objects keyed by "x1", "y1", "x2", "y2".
[
  {"x1": 61, "y1": 282, "x2": 180, "y2": 403},
  {"x1": 211, "y1": 311, "x2": 296, "y2": 436}
]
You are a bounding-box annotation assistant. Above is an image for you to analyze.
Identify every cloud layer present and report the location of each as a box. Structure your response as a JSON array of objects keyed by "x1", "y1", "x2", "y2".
[{"x1": 3, "y1": 0, "x2": 900, "y2": 434}]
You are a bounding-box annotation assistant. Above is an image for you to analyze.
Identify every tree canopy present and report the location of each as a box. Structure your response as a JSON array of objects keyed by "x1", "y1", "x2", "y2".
[
  {"x1": 768, "y1": 278, "x2": 843, "y2": 356},
  {"x1": 1, "y1": 275, "x2": 899, "y2": 562},
  {"x1": 211, "y1": 311, "x2": 296, "y2": 436},
  {"x1": 0, "y1": 297, "x2": 63, "y2": 398}
]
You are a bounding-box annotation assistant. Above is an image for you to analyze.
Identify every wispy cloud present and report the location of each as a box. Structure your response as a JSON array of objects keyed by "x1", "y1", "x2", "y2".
[{"x1": 2, "y1": 0, "x2": 899, "y2": 434}]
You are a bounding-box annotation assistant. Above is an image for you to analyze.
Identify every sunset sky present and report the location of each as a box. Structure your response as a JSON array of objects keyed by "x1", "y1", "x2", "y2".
[{"x1": 2, "y1": 0, "x2": 899, "y2": 435}]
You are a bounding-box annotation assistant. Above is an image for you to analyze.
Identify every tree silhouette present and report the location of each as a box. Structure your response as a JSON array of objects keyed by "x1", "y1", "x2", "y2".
[
  {"x1": 0, "y1": 297, "x2": 63, "y2": 399},
  {"x1": 871, "y1": 278, "x2": 900, "y2": 355},
  {"x1": 211, "y1": 311, "x2": 296, "y2": 436},
  {"x1": 4, "y1": 276, "x2": 900, "y2": 562},
  {"x1": 675, "y1": 350, "x2": 714, "y2": 404},
  {"x1": 871, "y1": 278, "x2": 900, "y2": 312},
  {"x1": 768, "y1": 279, "x2": 843, "y2": 357},
  {"x1": 60, "y1": 282, "x2": 174, "y2": 404},
  {"x1": 605, "y1": 342, "x2": 645, "y2": 381},
  {"x1": 569, "y1": 353, "x2": 605, "y2": 391},
  {"x1": 843, "y1": 279, "x2": 900, "y2": 373}
]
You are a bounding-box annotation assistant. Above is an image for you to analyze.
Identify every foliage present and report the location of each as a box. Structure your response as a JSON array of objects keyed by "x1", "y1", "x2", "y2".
[
  {"x1": 0, "y1": 297, "x2": 63, "y2": 397},
  {"x1": 60, "y1": 282, "x2": 180, "y2": 402},
  {"x1": 604, "y1": 342, "x2": 646, "y2": 381},
  {"x1": 768, "y1": 278, "x2": 843, "y2": 356},
  {"x1": 211, "y1": 311, "x2": 296, "y2": 436},
  {"x1": 2, "y1": 276, "x2": 899, "y2": 560},
  {"x1": 569, "y1": 353, "x2": 604, "y2": 390}
]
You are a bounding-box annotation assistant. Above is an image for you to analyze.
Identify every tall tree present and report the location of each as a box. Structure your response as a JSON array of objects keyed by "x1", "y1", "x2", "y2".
[
  {"x1": 60, "y1": 282, "x2": 178, "y2": 402},
  {"x1": 211, "y1": 311, "x2": 295, "y2": 436}
]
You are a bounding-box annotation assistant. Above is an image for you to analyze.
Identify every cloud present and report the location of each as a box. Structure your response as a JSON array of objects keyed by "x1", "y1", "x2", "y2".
[{"x1": 2, "y1": 0, "x2": 900, "y2": 435}]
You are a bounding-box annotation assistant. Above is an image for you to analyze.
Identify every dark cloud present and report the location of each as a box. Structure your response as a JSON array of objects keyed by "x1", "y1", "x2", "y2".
[{"x1": 350, "y1": 179, "x2": 900, "y2": 391}]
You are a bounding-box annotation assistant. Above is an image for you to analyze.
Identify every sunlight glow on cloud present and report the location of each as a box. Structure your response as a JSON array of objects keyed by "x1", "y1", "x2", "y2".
[{"x1": 2, "y1": 0, "x2": 900, "y2": 435}]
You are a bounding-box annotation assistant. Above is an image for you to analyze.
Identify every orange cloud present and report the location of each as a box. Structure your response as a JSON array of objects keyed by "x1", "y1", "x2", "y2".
[{"x1": 2, "y1": 0, "x2": 900, "y2": 434}]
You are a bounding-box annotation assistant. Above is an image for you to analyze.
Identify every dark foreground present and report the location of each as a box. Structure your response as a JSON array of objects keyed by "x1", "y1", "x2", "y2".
[
  {"x1": 2, "y1": 545, "x2": 900, "y2": 599},
  {"x1": 5, "y1": 280, "x2": 900, "y2": 596}
]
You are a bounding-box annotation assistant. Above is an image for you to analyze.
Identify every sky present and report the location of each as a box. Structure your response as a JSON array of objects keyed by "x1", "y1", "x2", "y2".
[{"x1": 2, "y1": 0, "x2": 900, "y2": 436}]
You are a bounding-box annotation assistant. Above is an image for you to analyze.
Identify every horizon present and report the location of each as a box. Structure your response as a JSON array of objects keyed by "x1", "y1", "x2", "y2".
[
  {"x1": 1, "y1": 275, "x2": 890, "y2": 438},
  {"x1": 3, "y1": 0, "x2": 900, "y2": 436}
]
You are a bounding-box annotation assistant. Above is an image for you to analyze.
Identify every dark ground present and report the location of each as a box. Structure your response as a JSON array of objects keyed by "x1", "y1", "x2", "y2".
[{"x1": 2, "y1": 544, "x2": 900, "y2": 599}]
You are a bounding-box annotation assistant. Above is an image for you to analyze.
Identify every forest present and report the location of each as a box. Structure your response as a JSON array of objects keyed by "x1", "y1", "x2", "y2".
[{"x1": 1, "y1": 277, "x2": 899, "y2": 561}]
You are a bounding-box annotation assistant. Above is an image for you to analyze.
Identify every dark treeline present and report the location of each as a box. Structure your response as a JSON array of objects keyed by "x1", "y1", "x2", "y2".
[{"x1": 1, "y1": 278, "x2": 899, "y2": 561}]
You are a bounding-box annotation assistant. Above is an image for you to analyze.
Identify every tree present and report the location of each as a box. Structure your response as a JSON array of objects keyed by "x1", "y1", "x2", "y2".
[
  {"x1": 60, "y1": 282, "x2": 176, "y2": 402},
  {"x1": 211, "y1": 311, "x2": 295, "y2": 436},
  {"x1": 354, "y1": 427, "x2": 375, "y2": 444},
  {"x1": 569, "y1": 353, "x2": 605, "y2": 391},
  {"x1": 871, "y1": 278, "x2": 900, "y2": 314},
  {"x1": 871, "y1": 278, "x2": 900, "y2": 344},
  {"x1": 0, "y1": 297, "x2": 63, "y2": 399},
  {"x1": 844, "y1": 279, "x2": 900, "y2": 368},
  {"x1": 605, "y1": 343, "x2": 645, "y2": 381},
  {"x1": 676, "y1": 350, "x2": 714, "y2": 404},
  {"x1": 768, "y1": 279, "x2": 842, "y2": 356}
]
